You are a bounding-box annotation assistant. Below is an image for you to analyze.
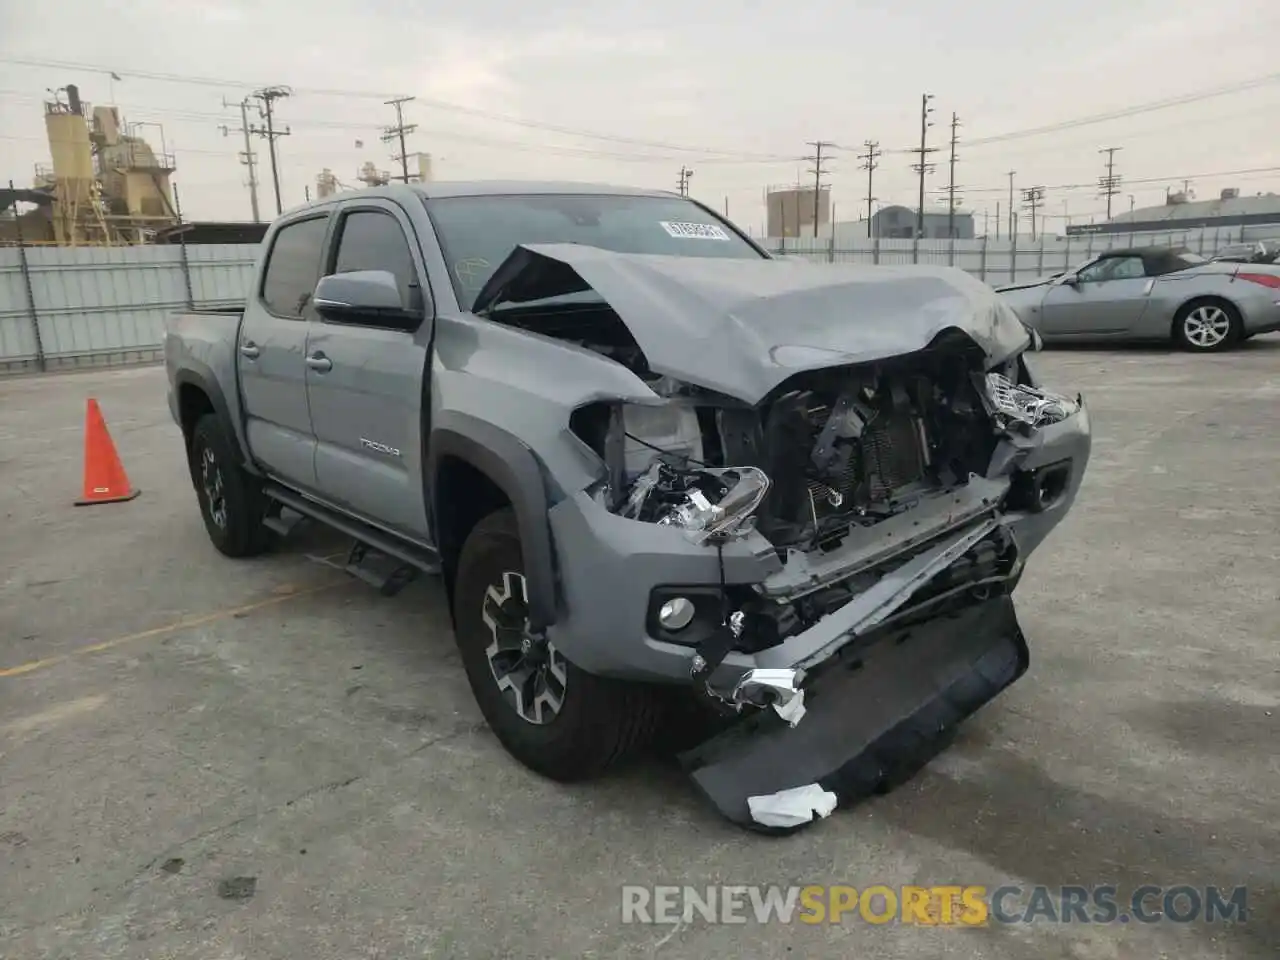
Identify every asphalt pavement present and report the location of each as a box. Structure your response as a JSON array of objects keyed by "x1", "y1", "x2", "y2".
[{"x1": 1, "y1": 345, "x2": 1277, "y2": 959}]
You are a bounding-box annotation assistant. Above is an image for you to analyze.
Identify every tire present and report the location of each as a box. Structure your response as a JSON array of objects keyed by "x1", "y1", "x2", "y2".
[
  {"x1": 1172, "y1": 299, "x2": 1242, "y2": 352},
  {"x1": 452, "y1": 508, "x2": 664, "y2": 781},
  {"x1": 188, "y1": 414, "x2": 275, "y2": 558}
]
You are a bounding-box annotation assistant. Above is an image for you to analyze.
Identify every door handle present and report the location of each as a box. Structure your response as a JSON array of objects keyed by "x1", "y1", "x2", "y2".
[
  {"x1": 240, "y1": 341, "x2": 260, "y2": 359},
  {"x1": 306, "y1": 352, "x2": 332, "y2": 373}
]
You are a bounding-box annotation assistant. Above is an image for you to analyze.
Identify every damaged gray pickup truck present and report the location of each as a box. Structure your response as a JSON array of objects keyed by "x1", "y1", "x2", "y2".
[{"x1": 165, "y1": 182, "x2": 1091, "y2": 832}]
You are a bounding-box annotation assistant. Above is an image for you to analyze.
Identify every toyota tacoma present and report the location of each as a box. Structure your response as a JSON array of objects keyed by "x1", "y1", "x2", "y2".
[{"x1": 165, "y1": 182, "x2": 1091, "y2": 831}]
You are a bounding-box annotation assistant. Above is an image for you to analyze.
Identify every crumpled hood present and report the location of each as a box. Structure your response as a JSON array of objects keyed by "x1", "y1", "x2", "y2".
[{"x1": 473, "y1": 243, "x2": 1032, "y2": 404}]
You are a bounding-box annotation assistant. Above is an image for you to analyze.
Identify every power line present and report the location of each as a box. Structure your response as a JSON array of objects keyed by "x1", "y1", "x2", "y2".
[
  {"x1": 382, "y1": 96, "x2": 417, "y2": 183},
  {"x1": 963, "y1": 71, "x2": 1280, "y2": 147},
  {"x1": 803, "y1": 141, "x2": 834, "y2": 238},
  {"x1": 0, "y1": 55, "x2": 796, "y2": 161},
  {"x1": 247, "y1": 85, "x2": 292, "y2": 215},
  {"x1": 1098, "y1": 146, "x2": 1123, "y2": 220},
  {"x1": 908, "y1": 94, "x2": 938, "y2": 239},
  {"x1": 857, "y1": 140, "x2": 881, "y2": 237}
]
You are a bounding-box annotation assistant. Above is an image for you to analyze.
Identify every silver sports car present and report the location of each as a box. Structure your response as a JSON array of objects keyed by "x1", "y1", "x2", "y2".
[{"x1": 995, "y1": 246, "x2": 1280, "y2": 351}]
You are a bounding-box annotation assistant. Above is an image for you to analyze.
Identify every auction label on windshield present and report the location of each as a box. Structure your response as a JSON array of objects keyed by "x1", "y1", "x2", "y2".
[{"x1": 660, "y1": 221, "x2": 731, "y2": 240}]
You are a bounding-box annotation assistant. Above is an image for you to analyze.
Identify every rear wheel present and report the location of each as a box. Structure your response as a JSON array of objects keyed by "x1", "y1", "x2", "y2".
[
  {"x1": 452, "y1": 508, "x2": 664, "y2": 781},
  {"x1": 1173, "y1": 300, "x2": 1241, "y2": 352},
  {"x1": 189, "y1": 414, "x2": 275, "y2": 558}
]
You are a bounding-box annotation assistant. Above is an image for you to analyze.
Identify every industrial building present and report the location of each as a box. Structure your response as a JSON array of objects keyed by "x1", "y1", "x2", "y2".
[
  {"x1": 766, "y1": 185, "x2": 832, "y2": 238},
  {"x1": 0, "y1": 84, "x2": 178, "y2": 246},
  {"x1": 859, "y1": 204, "x2": 976, "y2": 240},
  {"x1": 1067, "y1": 188, "x2": 1280, "y2": 236}
]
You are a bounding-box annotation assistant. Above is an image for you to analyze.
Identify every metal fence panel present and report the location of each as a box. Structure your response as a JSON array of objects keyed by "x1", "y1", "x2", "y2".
[{"x1": 0, "y1": 243, "x2": 260, "y2": 374}]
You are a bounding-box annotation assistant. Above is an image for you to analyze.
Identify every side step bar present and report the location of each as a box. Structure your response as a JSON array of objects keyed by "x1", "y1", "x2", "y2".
[{"x1": 262, "y1": 483, "x2": 441, "y2": 596}]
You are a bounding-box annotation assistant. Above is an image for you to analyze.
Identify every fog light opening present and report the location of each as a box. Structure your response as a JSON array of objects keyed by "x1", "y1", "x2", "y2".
[
  {"x1": 1035, "y1": 465, "x2": 1070, "y2": 509},
  {"x1": 658, "y1": 597, "x2": 696, "y2": 631}
]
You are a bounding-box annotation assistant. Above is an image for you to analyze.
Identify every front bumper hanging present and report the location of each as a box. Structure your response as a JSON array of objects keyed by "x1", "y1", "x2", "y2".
[{"x1": 678, "y1": 594, "x2": 1029, "y2": 832}]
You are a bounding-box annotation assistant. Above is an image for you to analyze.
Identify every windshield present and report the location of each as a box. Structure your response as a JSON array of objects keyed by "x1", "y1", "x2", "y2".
[{"x1": 424, "y1": 193, "x2": 766, "y2": 310}]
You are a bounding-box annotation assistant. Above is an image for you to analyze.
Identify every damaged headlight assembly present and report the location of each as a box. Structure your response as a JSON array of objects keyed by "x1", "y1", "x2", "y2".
[
  {"x1": 620, "y1": 461, "x2": 771, "y2": 544},
  {"x1": 979, "y1": 371, "x2": 1079, "y2": 431}
]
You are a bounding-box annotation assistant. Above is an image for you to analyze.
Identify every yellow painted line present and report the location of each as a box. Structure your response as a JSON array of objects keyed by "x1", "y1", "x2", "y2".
[{"x1": 0, "y1": 580, "x2": 344, "y2": 679}]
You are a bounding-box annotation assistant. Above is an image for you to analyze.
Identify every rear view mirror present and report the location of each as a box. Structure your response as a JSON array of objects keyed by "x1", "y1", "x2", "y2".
[
  {"x1": 313, "y1": 270, "x2": 423, "y2": 329},
  {"x1": 1060, "y1": 273, "x2": 1079, "y2": 287}
]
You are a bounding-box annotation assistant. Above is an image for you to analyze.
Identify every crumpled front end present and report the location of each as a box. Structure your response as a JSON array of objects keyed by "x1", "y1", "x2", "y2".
[
  {"x1": 487, "y1": 247, "x2": 1090, "y2": 831},
  {"x1": 543, "y1": 335, "x2": 1088, "y2": 829}
]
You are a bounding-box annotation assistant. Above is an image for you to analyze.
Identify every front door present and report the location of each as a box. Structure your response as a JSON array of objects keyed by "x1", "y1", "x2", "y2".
[
  {"x1": 1039, "y1": 254, "x2": 1153, "y2": 337},
  {"x1": 305, "y1": 201, "x2": 433, "y2": 543},
  {"x1": 238, "y1": 213, "x2": 330, "y2": 488}
]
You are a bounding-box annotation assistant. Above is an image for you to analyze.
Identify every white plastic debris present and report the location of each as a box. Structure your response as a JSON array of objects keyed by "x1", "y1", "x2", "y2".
[
  {"x1": 747, "y1": 783, "x2": 838, "y2": 829},
  {"x1": 772, "y1": 690, "x2": 807, "y2": 726}
]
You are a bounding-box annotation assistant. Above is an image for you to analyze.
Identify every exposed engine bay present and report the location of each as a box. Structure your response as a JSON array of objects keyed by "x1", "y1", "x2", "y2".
[
  {"x1": 568, "y1": 330, "x2": 1073, "y2": 554},
  {"x1": 565, "y1": 322, "x2": 1078, "y2": 657}
]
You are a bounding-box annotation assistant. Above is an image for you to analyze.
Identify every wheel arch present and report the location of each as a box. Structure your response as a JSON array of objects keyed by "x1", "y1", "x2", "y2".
[
  {"x1": 427, "y1": 413, "x2": 559, "y2": 632},
  {"x1": 173, "y1": 363, "x2": 253, "y2": 470}
]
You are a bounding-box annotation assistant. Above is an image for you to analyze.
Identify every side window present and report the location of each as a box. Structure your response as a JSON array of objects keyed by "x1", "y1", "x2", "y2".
[
  {"x1": 331, "y1": 210, "x2": 419, "y2": 310},
  {"x1": 1078, "y1": 256, "x2": 1142, "y2": 283},
  {"x1": 260, "y1": 216, "x2": 329, "y2": 318}
]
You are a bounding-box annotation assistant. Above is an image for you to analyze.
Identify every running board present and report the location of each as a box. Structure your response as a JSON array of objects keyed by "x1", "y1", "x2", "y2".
[{"x1": 262, "y1": 483, "x2": 441, "y2": 594}]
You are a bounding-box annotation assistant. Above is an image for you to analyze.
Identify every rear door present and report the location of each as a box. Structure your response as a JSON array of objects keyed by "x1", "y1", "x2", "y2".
[
  {"x1": 305, "y1": 199, "x2": 434, "y2": 542},
  {"x1": 1038, "y1": 254, "x2": 1153, "y2": 337},
  {"x1": 238, "y1": 213, "x2": 329, "y2": 487}
]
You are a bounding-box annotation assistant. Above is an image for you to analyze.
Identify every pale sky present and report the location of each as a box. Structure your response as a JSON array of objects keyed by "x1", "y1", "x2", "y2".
[{"x1": 3, "y1": 0, "x2": 1280, "y2": 234}]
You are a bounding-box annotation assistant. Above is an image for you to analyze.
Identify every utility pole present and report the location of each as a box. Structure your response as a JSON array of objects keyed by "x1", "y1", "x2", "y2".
[
  {"x1": 220, "y1": 97, "x2": 261, "y2": 223},
  {"x1": 857, "y1": 140, "x2": 880, "y2": 237},
  {"x1": 1098, "y1": 146, "x2": 1122, "y2": 220},
  {"x1": 382, "y1": 96, "x2": 417, "y2": 183},
  {"x1": 1021, "y1": 185, "x2": 1046, "y2": 240},
  {"x1": 247, "y1": 86, "x2": 292, "y2": 215},
  {"x1": 804, "y1": 141, "x2": 834, "y2": 238},
  {"x1": 908, "y1": 94, "x2": 938, "y2": 239},
  {"x1": 946, "y1": 112, "x2": 962, "y2": 239},
  {"x1": 677, "y1": 166, "x2": 693, "y2": 197},
  {"x1": 1006, "y1": 171, "x2": 1016, "y2": 237}
]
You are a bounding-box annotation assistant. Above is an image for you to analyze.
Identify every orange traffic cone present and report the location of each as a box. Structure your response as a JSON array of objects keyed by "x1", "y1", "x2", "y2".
[{"x1": 74, "y1": 398, "x2": 141, "y2": 506}]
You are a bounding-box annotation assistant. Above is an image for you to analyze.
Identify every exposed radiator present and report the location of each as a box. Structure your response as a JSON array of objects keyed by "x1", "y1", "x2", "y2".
[{"x1": 807, "y1": 411, "x2": 928, "y2": 523}]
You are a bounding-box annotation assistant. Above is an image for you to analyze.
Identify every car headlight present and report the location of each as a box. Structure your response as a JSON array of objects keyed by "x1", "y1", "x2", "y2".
[
  {"x1": 981, "y1": 371, "x2": 1078, "y2": 429},
  {"x1": 620, "y1": 462, "x2": 770, "y2": 545}
]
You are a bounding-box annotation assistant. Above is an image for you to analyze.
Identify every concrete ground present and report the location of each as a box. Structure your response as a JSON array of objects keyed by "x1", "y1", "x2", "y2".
[{"x1": 1, "y1": 345, "x2": 1277, "y2": 960}]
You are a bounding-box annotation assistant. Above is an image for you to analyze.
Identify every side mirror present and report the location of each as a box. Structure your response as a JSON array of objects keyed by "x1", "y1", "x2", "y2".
[
  {"x1": 1060, "y1": 273, "x2": 1079, "y2": 287},
  {"x1": 313, "y1": 270, "x2": 423, "y2": 329}
]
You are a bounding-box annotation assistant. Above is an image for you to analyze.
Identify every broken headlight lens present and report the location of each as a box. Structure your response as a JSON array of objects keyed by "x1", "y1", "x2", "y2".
[
  {"x1": 981, "y1": 372, "x2": 1078, "y2": 429},
  {"x1": 621, "y1": 461, "x2": 770, "y2": 545}
]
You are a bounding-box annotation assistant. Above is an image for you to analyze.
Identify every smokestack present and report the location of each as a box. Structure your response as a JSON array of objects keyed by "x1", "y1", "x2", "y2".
[{"x1": 66, "y1": 84, "x2": 82, "y2": 115}]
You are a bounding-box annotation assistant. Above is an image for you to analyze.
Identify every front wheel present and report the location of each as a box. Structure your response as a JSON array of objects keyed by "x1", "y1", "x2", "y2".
[
  {"x1": 1173, "y1": 300, "x2": 1241, "y2": 352},
  {"x1": 452, "y1": 508, "x2": 664, "y2": 781}
]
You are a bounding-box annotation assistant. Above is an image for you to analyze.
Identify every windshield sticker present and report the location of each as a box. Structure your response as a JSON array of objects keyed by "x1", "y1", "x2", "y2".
[{"x1": 660, "y1": 220, "x2": 731, "y2": 241}]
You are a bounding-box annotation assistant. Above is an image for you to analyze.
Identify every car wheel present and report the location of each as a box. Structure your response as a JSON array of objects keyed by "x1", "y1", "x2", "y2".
[
  {"x1": 1173, "y1": 300, "x2": 1241, "y2": 352},
  {"x1": 189, "y1": 414, "x2": 276, "y2": 558},
  {"x1": 452, "y1": 508, "x2": 665, "y2": 781}
]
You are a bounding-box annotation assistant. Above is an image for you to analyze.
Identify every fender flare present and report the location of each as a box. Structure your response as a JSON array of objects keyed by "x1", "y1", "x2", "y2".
[
  {"x1": 173, "y1": 363, "x2": 244, "y2": 459},
  {"x1": 427, "y1": 413, "x2": 558, "y2": 630}
]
